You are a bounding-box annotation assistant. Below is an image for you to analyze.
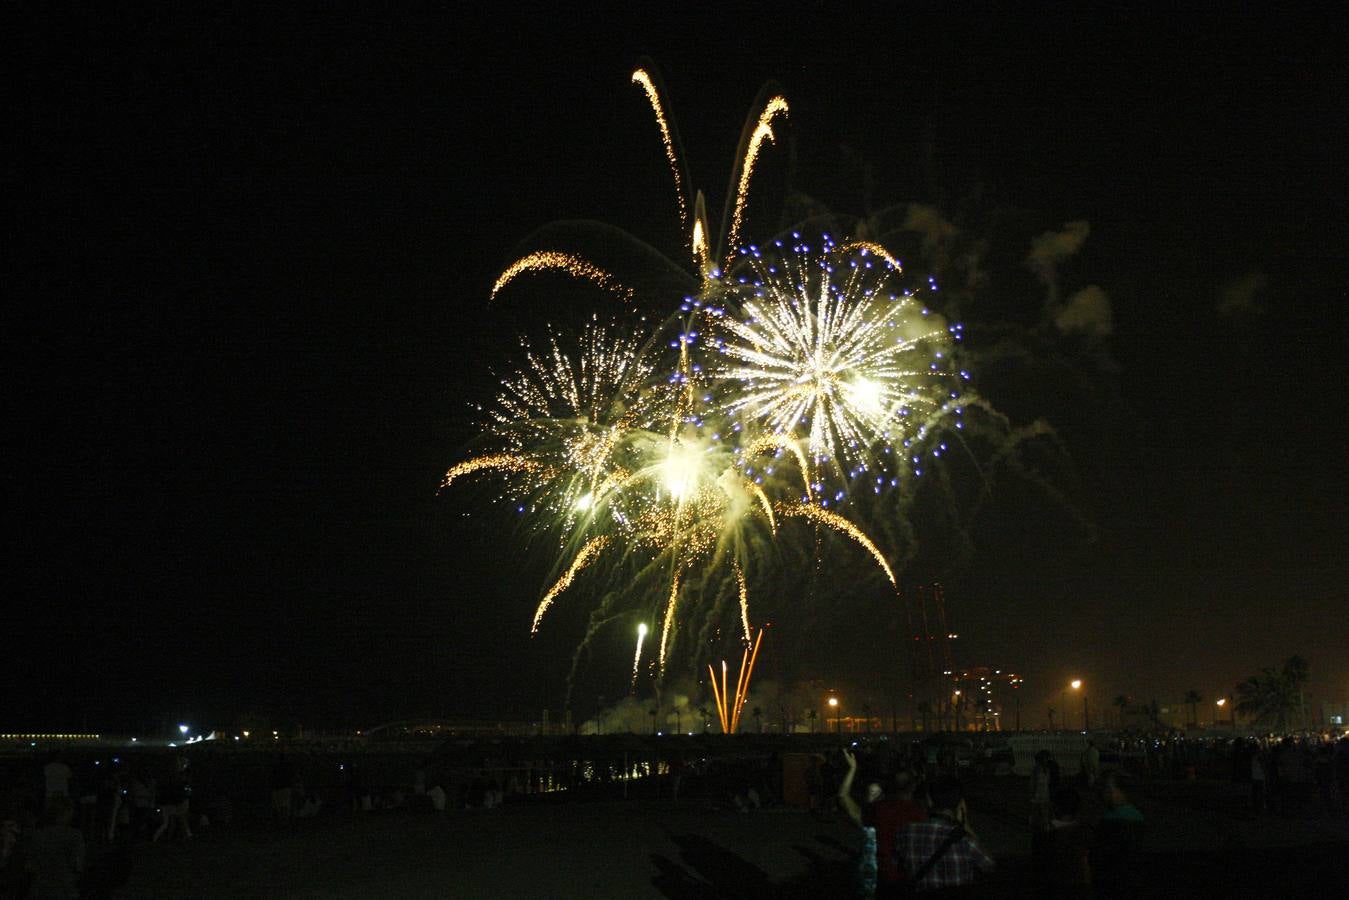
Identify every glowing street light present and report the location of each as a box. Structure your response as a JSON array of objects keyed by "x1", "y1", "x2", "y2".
[
  {"x1": 177, "y1": 724, "x2": 190, "y2": 736},
  {"x1": 827, "y1": 696, "x2": 840, "y2": 733},
  {"x1": 1069, "y1": 680, "x2": 1089, "y2": 731},
  {"x1": 1216, "y1": 697, "x2": 1234, "y2": 730}
]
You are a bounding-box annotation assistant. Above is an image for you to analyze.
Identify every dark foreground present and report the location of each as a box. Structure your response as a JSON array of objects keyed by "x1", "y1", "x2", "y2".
[{"x1": 122, "y1": 778, "x2": 1348, "y2": 898}]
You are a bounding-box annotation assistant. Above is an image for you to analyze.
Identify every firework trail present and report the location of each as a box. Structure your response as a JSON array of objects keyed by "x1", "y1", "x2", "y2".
[
  {"x1": 658, "y1": 571, "x2": 681, "y2": 671},
  {"x1": 734, "y1": 561, "x2": 750, "y2": 642},
  {"x1": 776, "y1": 501, "x2": 896, "y2": 586},
  {"x1": 492, "y1": 251, "x2": 635, "y2": 303},
  {"x1": 631, "y1": 68, "x2": 689, "y2": 238},
  {"x1": 726, "y1": 96, "x2": 789, "y2": 263},
  {"x1": 440, "y1": 454, "x2": 542, "y2": 491},
  {"x1": 631, "y1": 621, "x2": 649, "y2": 688},
  {"x1": 532, "y1": 536, "x2": 611, "y2": 633}
]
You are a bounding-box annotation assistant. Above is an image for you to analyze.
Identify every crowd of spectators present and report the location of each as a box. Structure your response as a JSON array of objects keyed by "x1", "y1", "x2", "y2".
[{"x1": 2, "y1": 729, "x2": 1344, "y2": 896}]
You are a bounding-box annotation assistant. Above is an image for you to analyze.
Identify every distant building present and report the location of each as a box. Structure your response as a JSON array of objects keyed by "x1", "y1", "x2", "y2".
[
  {"x1": 914, "y1": 667, "x2": 1024, "y2": 732},
  {"x1": 1119, "y1": 702, "x2": 1185, "y2": 731}
]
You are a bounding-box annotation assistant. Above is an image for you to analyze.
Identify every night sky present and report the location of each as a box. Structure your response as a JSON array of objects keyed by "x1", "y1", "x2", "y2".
[{"x1": 9, "y1": 7, "x2": 1346, "y2": 732}]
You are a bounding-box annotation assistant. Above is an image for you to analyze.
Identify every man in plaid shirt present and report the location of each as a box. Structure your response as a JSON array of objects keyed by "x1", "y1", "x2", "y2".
[{"x1": 896, "y1": 775, "x2": 995, "y2": 893}]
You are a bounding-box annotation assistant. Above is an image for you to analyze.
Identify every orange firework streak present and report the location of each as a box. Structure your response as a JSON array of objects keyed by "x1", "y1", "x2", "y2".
[
  {"x1": 708, "y1": 661, "x2": 729, "y2": 733},
  {"x1": 706, "y1": 629, "x2": 765, "y2": 734}
]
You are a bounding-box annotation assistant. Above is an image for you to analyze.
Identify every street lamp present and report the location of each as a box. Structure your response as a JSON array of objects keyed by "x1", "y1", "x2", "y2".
[
  {"x1": 1216, "y1": 698, "x2": 1233, "y2": 730},
  {"x1": 828, "y1": 696, "x2": 840, "y2": 733},
  {"x1": 1070, "y1": 680, "x2": 1089, "y2": 731}
]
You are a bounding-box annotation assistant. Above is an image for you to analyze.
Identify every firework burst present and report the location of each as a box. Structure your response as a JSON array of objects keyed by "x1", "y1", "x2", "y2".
[
  {"x1": 704, "y1": 236, "x2": 967, "y2": 492},
  {"x1": 476, "y1": 319, "x2": 673, "y2": 524},
  {"x1": 440, "y1": 67, "x2": 980, "y2": 696}
]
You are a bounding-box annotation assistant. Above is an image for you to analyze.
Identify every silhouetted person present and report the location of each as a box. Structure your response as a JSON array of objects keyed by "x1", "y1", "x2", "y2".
[
  {"x1": 1249, "y1": 741, "x2": 1269, "y2": 814},
  {"x1": 871, "y1": 768, "x2": 928, "y2": 898},
  {"x1": 1, "y1": 796, "x2": 26, "y2": 898},
  {"x1": 41, "y1": 755, "x2": 72, "y2": 807},
  {"x1": 96, "y1": 770, "x2": 123, "y2": 842},
  {"x1": 346, "y1": 763, "x2": 371, "y2": 812},
  {"x1": 1081, "y1": 740, "x2": 1100, "y2": 787},
  {"x1": 1030, "y1": 749, "x2": 1054, "y2": 830},
  {"x1": 1029, "y1": 748, "x2": 1056, "y2": 874},
  {"x1": 1037, "y1": 785, "x2": 1092, "y2": 896},
  {"x1": 838, "y1": 747, "x2": 881, "y2": 898},
  {"x1": 668, "y1": 751, "x2": 685, "y2": 802},
  {"x1": 152, "y1": 764, "x2": 192, "y2": 842},
  {"x1": 896, "y1": 775, "x2": 993, "y2": 894},
  {"x1": 270, "y1": 755, "x2": 295, "y2": 822},
  {"x1": 29, "y1": 797, "x2": 83, "y2": 899},
  {"x1": 128, "y1": 772, "x2": 154, "y2": 838},
  {"x1": 1313, "y1": 742, "x2": 1336, "y2": 816},
  {"x1": 1092, "y1": 771, "x2": 1143, "y2": 899}
]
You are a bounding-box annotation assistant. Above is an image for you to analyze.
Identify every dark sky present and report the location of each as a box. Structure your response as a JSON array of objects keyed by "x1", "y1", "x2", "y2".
[{"x1": 9, "y1": 6, "x2": 1346, "y2": 731}]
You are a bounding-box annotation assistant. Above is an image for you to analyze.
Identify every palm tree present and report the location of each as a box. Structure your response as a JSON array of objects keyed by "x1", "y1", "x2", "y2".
[
  {"x1": 806, "y1": 709, "x2": 818, "y2": 734},
  {"x1": 1113, "y1": 695, "x2": 1130, "y2": 729},
  {"x1": 697, "y1": 706, "x2": 711, "y2": 733},
  {"x1": 861, "y1": 703, "x2": 873, "y2": 733},
  {"x1": 1183, "y1": 690, "x2": 1202, "y2": 728},
  {"x1": 752, "y1": 706, "x2": 763, "y2": 733},
  {"x1": 1235, "y1": 655, "x2": 1310, "y2": 731}
]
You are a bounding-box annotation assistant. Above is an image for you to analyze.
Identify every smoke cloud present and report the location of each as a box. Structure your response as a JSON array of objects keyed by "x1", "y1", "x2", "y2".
[
  {"x1": 1027, "y1": 220, "x2": 1091, "y2": 302},
  {"x1": 1217, "y1": 271, "x2": 1267, "y2": 320},
  {"x1": 1054, "y1": 285, "x2": 1113, "y2": 337},
  {"x1": 904, "y1": 204, "x2": 960, "y2": 249}
]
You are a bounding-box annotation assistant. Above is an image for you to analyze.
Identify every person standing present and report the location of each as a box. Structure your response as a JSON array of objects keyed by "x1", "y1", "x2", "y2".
[
  {"x1": 1092, "y1": 771, "x2": 1144, "y2": 899},
  {"x1": 1249, "y1": 741, "x2": 1268, "y2": 814},
  {"x1": 1030, "y1": 750, "x2": 1054, "y2": 830},
  {"x1": 1081, "y1": 740, "x2": 1101, "y2": 788},
  {"x1": 838, "y1": 748, "x2": 881, "y2": 898},
  {"x1": 42, "y1": 754, "x2": 73, "y2": 806},
  {"x1": 29, "y1": 798, "x2": 84, "y2": 899},
  {"x1": 872, "y1": 768, "x2": 928, "y2": 898},
  {"x1": 839, "y1": 750, "x2": 931, "y2": 899},
  {"x1": 270, "y1": 755, "x2": 295, "y2": 823},
  {"x1": 153, "y1": 761, "x2": 193, "y2": 842},
  {"x1": 1037, "y1": 786, "x2": 1093, "y2": 894},
  {"x1": 896, "y1": 776, "x2": 995, "y2": 894}
]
